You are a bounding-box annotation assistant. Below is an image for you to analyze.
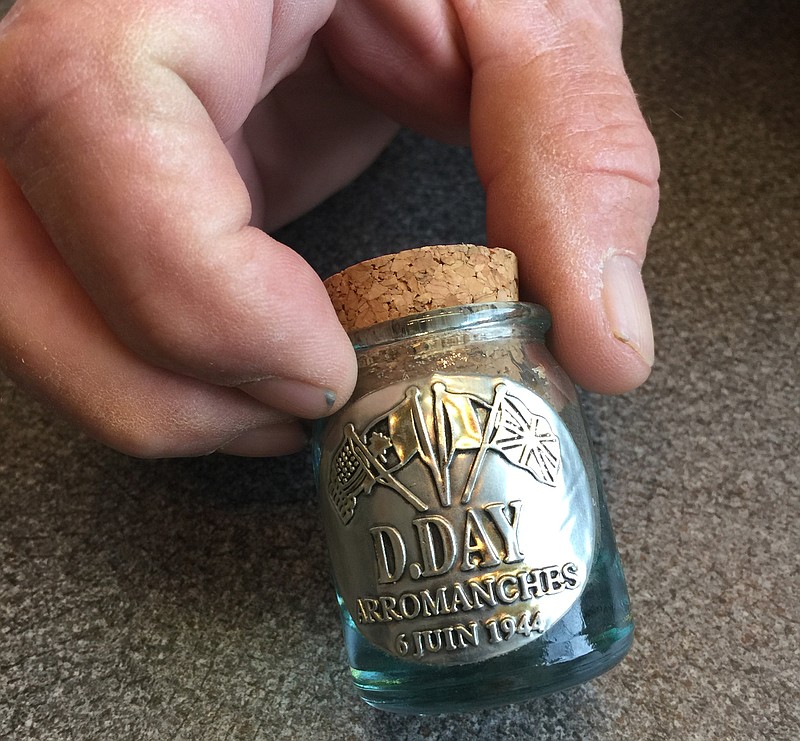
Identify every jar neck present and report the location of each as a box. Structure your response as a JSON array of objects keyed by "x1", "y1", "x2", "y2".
[{"x1": 348, "y1": 302, "x2": 551, "y2": 350}]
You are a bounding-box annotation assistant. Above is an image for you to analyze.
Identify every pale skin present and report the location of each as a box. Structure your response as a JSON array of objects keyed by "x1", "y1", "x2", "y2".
[{"x1": 0, "y1": 0, "x2": 659, "y2": 458}]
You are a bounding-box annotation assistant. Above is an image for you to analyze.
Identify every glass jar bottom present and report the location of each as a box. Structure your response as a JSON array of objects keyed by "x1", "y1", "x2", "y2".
[
  {"x1": 337, "y1": 496, "x2": 633, "y2": 715},
  {"x1": 349, "y1": 615, "x2": 633, "y2": 715}
]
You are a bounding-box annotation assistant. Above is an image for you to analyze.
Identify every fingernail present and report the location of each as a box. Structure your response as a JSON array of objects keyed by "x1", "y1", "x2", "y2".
[
  {"x1": 240, "y1": 377, "x2": 337, "y2": 419},
  {"x1": 602, "y1": 254, "x2": 655, "y2": 367},
  {"x1": 218, "y1": 423, "x2": 308, "y2": 457}
]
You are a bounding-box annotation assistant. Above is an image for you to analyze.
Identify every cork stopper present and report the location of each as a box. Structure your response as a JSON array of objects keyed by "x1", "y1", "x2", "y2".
[{"x1": 324, "y1": 244, "x2": 518, "y2": 333}]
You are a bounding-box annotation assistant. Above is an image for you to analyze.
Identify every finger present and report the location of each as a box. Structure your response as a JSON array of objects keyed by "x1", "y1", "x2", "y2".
[
  {"x1": 242, "y1": 41, "x2": 400, "y2": 231},
  {"x1": 319, "y1": 0, "x2": 472, "y2": 143},
  {"x1": 0, "y1": 165, "x2": 305, "y2": 458},
  {"x1": 0, "y1": 1, "x2": 356, "y2": 419},
  {"x1": 455, "y1": 0, "x2": 660, "y2": 393}
]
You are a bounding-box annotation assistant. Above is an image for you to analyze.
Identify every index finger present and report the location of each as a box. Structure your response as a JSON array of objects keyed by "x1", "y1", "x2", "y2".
[{"x1": 455, "y1": 0, "x2": 660, "y2": 393}]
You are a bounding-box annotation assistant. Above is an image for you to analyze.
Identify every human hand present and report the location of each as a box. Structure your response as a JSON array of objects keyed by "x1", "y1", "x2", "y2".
[{"x1": 0, "y1": 0, "x2": 658, "y2": 458}]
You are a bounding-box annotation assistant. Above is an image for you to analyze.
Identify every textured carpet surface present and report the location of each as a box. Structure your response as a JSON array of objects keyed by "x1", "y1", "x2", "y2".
[{"x1": 1, "y1": 1, "x2": 798, "y2": 739}]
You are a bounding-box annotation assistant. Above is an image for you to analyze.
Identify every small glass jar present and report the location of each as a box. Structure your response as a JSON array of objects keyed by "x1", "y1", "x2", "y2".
[{"x1": 312, "y1": 301, "x2": 632, "y2": 714}]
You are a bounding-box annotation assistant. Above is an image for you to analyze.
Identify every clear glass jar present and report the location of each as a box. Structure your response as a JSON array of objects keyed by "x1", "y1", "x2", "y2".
[{"x1": 312, "y1": 302, "x2": 632, "y2": 714}]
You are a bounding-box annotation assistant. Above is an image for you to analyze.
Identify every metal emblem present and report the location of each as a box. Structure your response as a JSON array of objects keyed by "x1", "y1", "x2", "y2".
[{"x1": 319, "y1": 375, "x2": 595, "y2": 665}]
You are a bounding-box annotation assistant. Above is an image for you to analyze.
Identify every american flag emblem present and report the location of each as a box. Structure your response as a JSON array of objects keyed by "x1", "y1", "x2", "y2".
[
  {"x1": 328, "y1": 422, "x2": 428, "y2": 525},
  {"x1": 329, "y1": 431, "x2": 378, "y2": 525}
]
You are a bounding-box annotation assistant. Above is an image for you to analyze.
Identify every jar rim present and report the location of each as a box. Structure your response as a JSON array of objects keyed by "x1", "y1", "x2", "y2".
[{"x1": 349, "y1": 301, "x2": 551, "y2": 350}]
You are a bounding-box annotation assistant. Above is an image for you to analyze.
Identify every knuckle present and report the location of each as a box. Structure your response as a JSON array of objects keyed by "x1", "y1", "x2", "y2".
[
  {"x1": 537, "y1": 65, "x2": 661, "y2": 187},
  {"x1": 0, "y1": 12, "x2": 89, "y2": 148},
  {"x1": 0, "y1": 6, "x2": 157, "y2": 157},
  {"x1": 560, "y1": 115, "x2": 661, "y2": 192}
]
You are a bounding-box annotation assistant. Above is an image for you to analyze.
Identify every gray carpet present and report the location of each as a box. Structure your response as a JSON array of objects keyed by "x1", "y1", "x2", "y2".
[{"x1": 1, "y1": 1, "x2": 797, "y2": 739}]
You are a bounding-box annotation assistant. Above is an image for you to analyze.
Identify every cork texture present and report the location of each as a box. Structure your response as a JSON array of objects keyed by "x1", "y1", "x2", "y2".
[{"x1": 324, "y1": 244, "x2": 518, "y2": 332}]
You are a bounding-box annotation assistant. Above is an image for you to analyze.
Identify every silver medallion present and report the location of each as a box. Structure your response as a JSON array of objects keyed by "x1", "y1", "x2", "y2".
[{"x1": 319, "y1": 374, "x2": 596, "y2": 665}]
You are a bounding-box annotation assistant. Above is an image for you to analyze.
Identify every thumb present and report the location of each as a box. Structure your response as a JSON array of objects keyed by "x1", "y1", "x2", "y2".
[
  {"x1": 457, "y1": 0, "x2": 659, "y2": 393},
  {"x1": 0, "y1": 2, "x2": 357, "y2": 423}
]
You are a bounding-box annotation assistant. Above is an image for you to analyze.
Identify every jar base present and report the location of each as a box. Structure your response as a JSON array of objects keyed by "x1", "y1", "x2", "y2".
[{"x1": 353, "y1": 624, "x2": 634, "y2": 715}]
